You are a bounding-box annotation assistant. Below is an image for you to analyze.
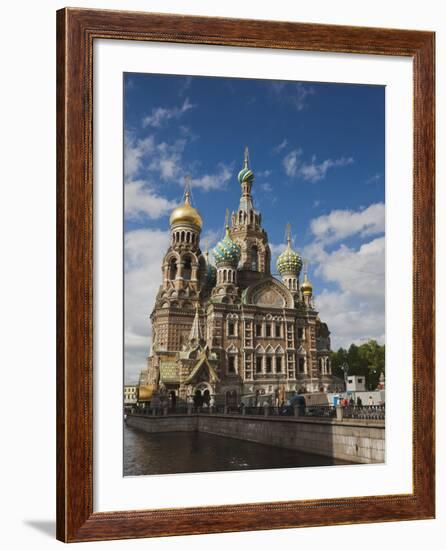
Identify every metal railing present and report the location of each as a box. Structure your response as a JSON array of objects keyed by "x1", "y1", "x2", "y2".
[{"x1": 127, "y1": 404, "x2": 385, "y2": 420}]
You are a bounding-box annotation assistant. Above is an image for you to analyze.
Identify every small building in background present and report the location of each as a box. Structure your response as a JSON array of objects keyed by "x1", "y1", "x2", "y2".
[
  {"x1": 346, "y1": 375, "x2": 366, "y2": 392},
  {"x1": 124, "y1": 385, "x2": 138, "y2": 408}
]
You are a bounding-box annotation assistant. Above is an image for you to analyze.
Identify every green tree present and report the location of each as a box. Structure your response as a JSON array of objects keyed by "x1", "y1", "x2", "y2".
[{"x1": 330, "y1": 340, "x2": 385, "y2": 390}]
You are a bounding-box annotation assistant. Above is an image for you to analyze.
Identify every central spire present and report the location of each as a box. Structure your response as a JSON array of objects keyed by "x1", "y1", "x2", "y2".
[
  {"x1": 184, "y1": 174, "x2": 191, "y2": 204},
  {"x1": 188, "y1": 302, "x2": 203, "y2": 347},
  {"x1": 236, "y1": 146, "x2": 255, "y2": 215},
  {"x1": 243, "y1": 145, "x2": 250, "y2": 170},
  {"x1": 286, "y1": 222, "x2": 292, "y2": 248}
]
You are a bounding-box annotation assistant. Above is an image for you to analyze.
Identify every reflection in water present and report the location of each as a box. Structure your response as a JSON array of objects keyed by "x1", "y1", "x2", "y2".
[{"x1": 124, "y1": 425, "x2": 351, "y2": 476}]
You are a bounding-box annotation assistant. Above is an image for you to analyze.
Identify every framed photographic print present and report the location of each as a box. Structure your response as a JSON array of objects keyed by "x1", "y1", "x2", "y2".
[{"x1": 56, "y1": 8, "x2": 435, "y2": 542}]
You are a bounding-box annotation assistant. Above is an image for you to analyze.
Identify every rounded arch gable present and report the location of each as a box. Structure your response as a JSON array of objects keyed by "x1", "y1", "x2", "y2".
[{"x1": 244, "y1": 278, "x2": 294, "y2": 308}]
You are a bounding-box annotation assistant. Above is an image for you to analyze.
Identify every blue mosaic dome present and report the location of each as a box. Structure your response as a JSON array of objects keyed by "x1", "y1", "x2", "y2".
[
  {"x1": 213, "y1": 228, "x2": 241, "y2": 268},
  {"x1": 276, "y1": 244, "x2": 303, "y2": 276}
]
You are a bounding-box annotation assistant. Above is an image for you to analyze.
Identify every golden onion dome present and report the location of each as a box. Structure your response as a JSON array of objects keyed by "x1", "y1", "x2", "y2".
[
  {"x1": 301, "y1": 271, "x2": 313, "y2": 295},
  {"x1": 169, "y1": 190, "x2": 202, "y2": 229}
]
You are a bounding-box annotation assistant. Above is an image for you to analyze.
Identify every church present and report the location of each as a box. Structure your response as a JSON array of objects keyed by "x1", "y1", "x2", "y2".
[{"x1": 138, "y1": 148, "x2": 338, "y2": 407}]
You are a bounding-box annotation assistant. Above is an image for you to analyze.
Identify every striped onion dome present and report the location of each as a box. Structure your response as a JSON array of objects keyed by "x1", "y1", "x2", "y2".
[
  {"x1": 238, "y1": 166, "x2": 254, "y2": 185},
  {"x1": 213, "y1": 227, "x2": 241, "y2": 268},
  {"x1": 276, "y1": 242, "x2": 303, "y2": 276},
  {"x1": 238, "y1": 146, "x2": 254, "y2": 185}
]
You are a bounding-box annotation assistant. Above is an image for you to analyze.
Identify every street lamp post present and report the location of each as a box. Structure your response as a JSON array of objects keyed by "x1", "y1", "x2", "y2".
[{"x1": 341, "y1": 362, "x2": 349, "y2": 394}]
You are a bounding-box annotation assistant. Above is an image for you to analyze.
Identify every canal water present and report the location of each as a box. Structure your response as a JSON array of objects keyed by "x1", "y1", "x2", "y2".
[{"x1": 124, "y1": 425, "x2": 350, "y2": 476}]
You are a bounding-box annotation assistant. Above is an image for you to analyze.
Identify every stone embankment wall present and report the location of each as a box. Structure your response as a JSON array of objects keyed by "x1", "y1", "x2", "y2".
[{"x1": 126, "y1": 414, "x2": 385, "y2": 464}]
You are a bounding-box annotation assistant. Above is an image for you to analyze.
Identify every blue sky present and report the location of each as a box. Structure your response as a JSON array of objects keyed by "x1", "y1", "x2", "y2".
[{"x1": 124, "y1": 73, "x2": 385, "y2": 383}]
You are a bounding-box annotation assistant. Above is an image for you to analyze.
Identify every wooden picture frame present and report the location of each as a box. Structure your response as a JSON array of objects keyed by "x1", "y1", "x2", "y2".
[{"x1": 56, "y1": 7, "x2": 435, "y2": 542}]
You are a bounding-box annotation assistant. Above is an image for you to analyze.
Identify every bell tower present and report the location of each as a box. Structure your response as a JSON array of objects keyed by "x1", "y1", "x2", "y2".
[
  {"x1": 230, "y1": 147, "x2": 271, "y2": 274},
  {"x1": 161, "y1": 177, "x2": 205, "y2": 299}
]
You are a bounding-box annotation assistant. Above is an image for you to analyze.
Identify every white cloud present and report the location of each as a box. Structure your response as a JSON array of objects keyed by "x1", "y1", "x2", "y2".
[
  {"x1": 257, "y1": 169, "x2": 273, "y2": 178},
  {"x1": 303, "y1": 236, "x2": 385, "y2": 349},
  {"x1": 191, "y1": 163, "x2": 232, "y2": 191},
  {"x1": 124, "y1": 133, "x2": 155, "y2": 179},
  {"x1": 260, "y1": 182, "x2": 273, "y2": 192},
  {"x1": 125, "y1": 228, "x2": 170, "y2": 382},
  {"x1": 273, "y1": 139, "x2": 288, "y2": 154},
  {"x1": 148, "y1": 139, "x2": 186, "y2": 181},
  {"x1": 178, "y1": 77, "x2": 193, "y2": 96},
  {"x1": 142, "y1": 97, "x2": 195, "y2": 128},
  {"x1": 316, "y1": 288, "x2": 385, "y2": 350},
  {"x1": 125, "y1": 130, "x2": 231, "y2": 193},
  {"x1": 301, "y1": 204, "x2": 386, "y2": 350},
  {"x1": 299, "y1": 156, "x2": 354, "y2": 182},
  {"x1": 310, "y1": 202, "x2": 385, "y2": 244},
  {"x1": 283, "y1": 149, "x2": 302, "y2": 177},
  {"x1": 292, "y1": 83, "x2": 315, "y2": 111},
  {"x1": 269, "y1": 82, "x2": 315, "y2": 111},
  {"x1": 282, "y1": 148, "x2": 354, "y2": 182},
  {"x1": 366, "y1": 173, "x2": 382, "y2": 184},
  {"x1": 125, "y1": 180, "x2": 177, "y2": 220}
]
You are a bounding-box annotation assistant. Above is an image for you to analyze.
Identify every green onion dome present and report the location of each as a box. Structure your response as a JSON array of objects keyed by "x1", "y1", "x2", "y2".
[
  {"x1": 213, "y1": 227, "x2": 241, "y2": 268},
  {"x1": 238, "y1": 166, "x2": 254, "y2": 185},
  {"x1": 276, "y1": 243, "x2": 303, "y2": 276}
]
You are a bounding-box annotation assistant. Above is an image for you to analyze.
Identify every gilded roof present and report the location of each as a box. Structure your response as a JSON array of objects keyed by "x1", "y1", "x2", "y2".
[
  {"x1": 169, "y1": 190, "x2": 202, "y2": 229},
  {"x1": 159, "y1": 361, "x2": 180, "y2": 383}
]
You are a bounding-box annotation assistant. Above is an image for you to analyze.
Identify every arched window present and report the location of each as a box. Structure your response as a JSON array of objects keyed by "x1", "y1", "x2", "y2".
[
  {"x1": 251, "y1": 245, "x2": 258, "y2": 271},
  {"x1": 183, "y1": 257, "x2": 192, "y2": 280},
  {"x1": 168, "y1": 258, "x2": 177, "y2": 280}
]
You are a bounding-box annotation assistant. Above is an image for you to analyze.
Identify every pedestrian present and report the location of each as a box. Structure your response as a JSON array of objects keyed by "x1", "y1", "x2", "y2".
[{"x1": 357, "y1": 396, "x2": 363, "y2": 407}]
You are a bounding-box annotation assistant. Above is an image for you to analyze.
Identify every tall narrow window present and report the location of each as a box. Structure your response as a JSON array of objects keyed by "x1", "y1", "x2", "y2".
[
  {"x1": 228, "y1": 355, "x2": 236, "y2": 373},
  {"x1": 266, "y1": 357, "x2": 272, "y2": 373},
  {"x1": 256, "y1": 356, "x2": 262, "y2": 373},
  {"x1": 275, "y1": 323, "x2": 281, "y2": 338},
  {"x1": 169, "y1": 258, "x2": 177, "y2": 280},
  {"x1": 183, "y1": 258, "x2": 192, "y2": 280},
  {"x1": 265, "y1": 324, "x2": 271, "y2": 337},
  {"x1": 228, "y1": 321, "x2": 235, "y2": 336},
  {"x1": 297, "y1": 327, "x2": 304, "y2": 339},
  {"x1": 276, "y1": 356, "x2": 283, "y2": 373},
  {"x1": 255, "y1": 323, "x2": 262, "y2": 337},
  {"x1": 299, "y1": 357, "x2": 305, "y2": 373},
  {"x1": 251, "y1": 245, "x2": 258, "y2": 271}
]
